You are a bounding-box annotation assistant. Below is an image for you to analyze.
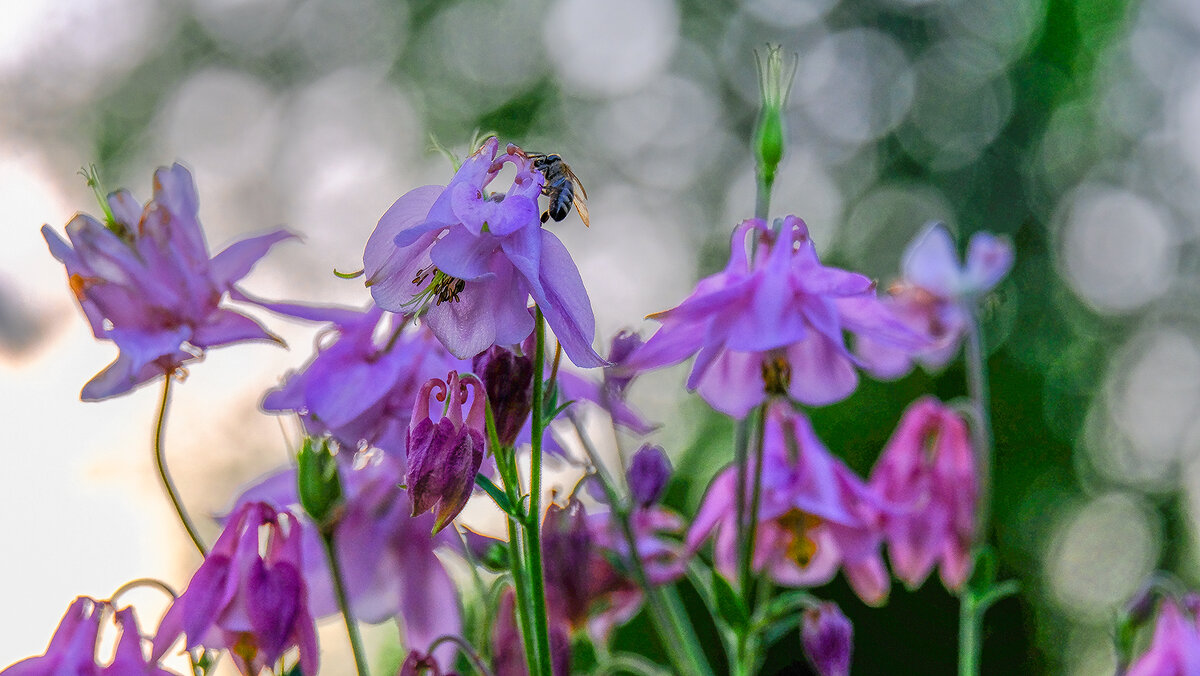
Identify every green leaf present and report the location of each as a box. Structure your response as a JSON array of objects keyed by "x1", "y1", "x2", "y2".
[
  {"x1": 711, "y1": 570, "x2": 750, "y2": 632},
  {"x1": 753, "y1": 589, "x2": 817, "y2": 629},
  {"x1": 475, "y1": 473, "x2": 517, "y2": 517}
]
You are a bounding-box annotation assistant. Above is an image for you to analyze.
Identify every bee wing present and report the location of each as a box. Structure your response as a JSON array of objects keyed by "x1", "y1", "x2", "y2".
[
  {"x1": 562, "y1": 164, "x2": 588, "y2": 200},
  {"x1": 572, "y1": 191, "x2": 590, "y2": 228}
]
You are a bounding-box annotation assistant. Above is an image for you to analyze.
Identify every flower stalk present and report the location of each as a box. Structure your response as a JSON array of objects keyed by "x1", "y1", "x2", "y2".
[
  {"x1": 152, "y1": 376, "x2": 208, "y2": 557},
  {"x1": 522, "y1": 307, "x2": 555, "y2": 676},
  {"x1": 322, "y1": 532, "x2": 371, "y2": 676}
]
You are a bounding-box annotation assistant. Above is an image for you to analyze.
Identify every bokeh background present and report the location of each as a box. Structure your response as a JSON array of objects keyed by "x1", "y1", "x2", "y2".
[{"x1": 2, "y1": 0, "x2": 1199, "y2": 673}]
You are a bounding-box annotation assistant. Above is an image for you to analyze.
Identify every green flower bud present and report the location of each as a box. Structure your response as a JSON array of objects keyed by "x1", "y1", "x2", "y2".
[
  {"x1": 752, "y1": 45, "x2": 797, "y2": 190},
  {"x1": 297, "y1": 437, "x2": 342, "y2": 531}
]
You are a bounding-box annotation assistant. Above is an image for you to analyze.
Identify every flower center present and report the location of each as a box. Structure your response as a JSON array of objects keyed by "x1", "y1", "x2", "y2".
[
  {"x1": 777, "y1": 508, "x2": 822, "y2": 567},
  {"x1": 761, "y1": 355, "x2": 791, "y2": 396},
  {"x1": 407, "y1": 266, "x2": 467, "y2": 311}
]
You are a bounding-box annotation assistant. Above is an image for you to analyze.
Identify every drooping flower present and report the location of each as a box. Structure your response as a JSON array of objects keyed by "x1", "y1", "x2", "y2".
[
  {"x1": 42, "y1": 164, "x2": 292, "y2": 400},
  {"x1": 399, "y1": 650, "x2": 460, "y2": 676},
  {"x1": 869, "y1": 397, "x2": 977, "y2": 591},
  {"x1": 364, "y1": 137, "x2": 604, "y2": 367},
  {"x1": 801, "y1": 602, "x2": 853, "y2": 676},
  {"x1": 256, "y1": 301, "x2": 466, "y2": 456},
  {"x1": 856, "y1": 222, "x2": 1013, "y2": 378},
  {"x1": 151, "y1": 502, "x2": 318, "y2": 676},
  {"x1": 624, "y1": 216, "x2": 925, "y2": 418},
  {"x1": 407, "y1": 371, "x2": 487, "y2": 532},
  {"x1": 688, "y1": 401, "x2": 891, "y2": 605},
  {"x1": 2, "y1": 597, "x2": 178, "y2": 676},
  {"x1": 1124, "y1": 598, "x2": 1200, "y2": 676}
]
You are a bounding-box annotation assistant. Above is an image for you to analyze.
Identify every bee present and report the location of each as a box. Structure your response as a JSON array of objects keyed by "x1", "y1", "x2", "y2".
[{"x1": 525, "y1": 152, "x2": 590, "y2": 227}]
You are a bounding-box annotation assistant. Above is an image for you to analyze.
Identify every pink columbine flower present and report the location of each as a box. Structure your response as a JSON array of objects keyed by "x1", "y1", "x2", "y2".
[
  {"x1": 1124, "y1": 598, "x2": 1200, "y2": 676},
  {"x1": 152, "y1": 502, "x2": 318, "y2": 676},
  {"x1": 869, "y1": 397, "x2": 978, "y2": 591},
  {"x1": 688, "y1": 401, "x2": 891, "y2": 605},
  {"x1": 230, "y1": 453, "x2": 463, "y2": 666},
  {"x1": 363, "y1": 137, "x2": 603, "y2": 367},
  {"x1": 407, "y1": 371, "x2": 488, "y2": 532},
  {"x1": 2, "y1": 598, "x2": 178, "y2": 676},
  {"x1": 624, "y1": 216, "x2": 924, "y2": 419},
  {"x1": 856, "y1": 222, "x2": 1013, "y2": 378},
  {"x1": 42, "y1": 164, "x2": 292, "y2": 400}
]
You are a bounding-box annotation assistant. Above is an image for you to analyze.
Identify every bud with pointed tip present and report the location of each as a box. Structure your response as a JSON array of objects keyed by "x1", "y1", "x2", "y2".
[
  {"x1": 407, "y1": 371, "x2": 487, "y2": 532},
  {"x1": 627, "y1": 444, "x2": 671, "y2": 507},
  {"x1": 473, "y1": 345, "x2": 533, "y2": 447},
  {"x1": 802, "y1": 602, "x2": 853, "y2": 676},
  {"x1": 296, "y1": 437, "x2": 342, "y2": 531},
  {"x1": 753, "y1": 44, "x2": 796, "y2": 191}
]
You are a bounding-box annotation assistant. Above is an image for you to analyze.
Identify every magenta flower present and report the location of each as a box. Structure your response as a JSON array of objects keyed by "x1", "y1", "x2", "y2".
[
  {"x1": 801, "y1": 602, "x2": 853, "y2": 676},
  {"x1": 152, "y1": 501, "x2": 318, "y2": 676},
  {"x1": 869, "y1": 397, "x2": 977, "y2": 591},
  {"x1": 257, "y1": 301, "x2": 466, "y2": 456},
  {"x1": 856, "y1": 222, "x2": 1013, "y2": 378},
  {"x1": 408, "y1": 370, "x2": 487, "y2": 532},
  {"x1": 364, "y1": 137, "x2": 603, "y2": 367},
  {"x1": 624, "y1": 216, "x2": 924, "y2": 418},
  {"x1": 231, "y1": 453, "x2": 463, "y2": 665},
  {"x1": 1125, "y1": 599, "x2": 1200, "y2": 676},
  {"x1": 688, "y1": 401, "x2": 891, "y2": 605},
  {"x1": 2, "y1": 597, "x2": 178, "y2": 676},
  {"x1": 42, "y1": 164, "x2": 292, "y2": 400}
]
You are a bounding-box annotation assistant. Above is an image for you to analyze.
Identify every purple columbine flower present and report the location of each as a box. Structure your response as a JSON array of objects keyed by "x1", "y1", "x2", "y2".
[
  {"x1": 623, "y1": 216, "x2": 925, "y2": 419},
  {"x1": 152, "y1": 501, "x2": 319, "y2": 676},
  {"x1": 363, "y1": 137, "x2": 604, "y2": 368},
  {"x1": 869, "y1": 397, "x2": 977, "y2": 592},
  {"x1": 2, "y1": 597, "x2": 178, "y2": 676},
  {"x1": 856, "y1": 222, "x2": 1013, "y2": 379},
  {"x1": 1125, "y1": 598, "x2": 1200, "y2": 676},
  {"x1": 256, "y1": 302, "x2": 466, "y2": 456},
  {"x1": 801, "y1": 602, "x2": 853, "y2": 676},
  {"x1": 407, "y1": 371, "x2": 487, "y2": 532},
  {"x1": 231, "y1": 452, "x2": 463, "y2": 666},
  {"x1": 688, "y1": 401, "x2": 892, "y2": 605},
  {"x1": 42, "y1": 164, "x2": 293, "y2": 400}
]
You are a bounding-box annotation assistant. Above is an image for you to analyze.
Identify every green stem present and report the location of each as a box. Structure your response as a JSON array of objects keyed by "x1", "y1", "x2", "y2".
[
  {"x1": 732, "y1": 417, "x2": 753, "y2": 596},
  {"x1": 959, "y1": 307, "x2": 994, "y2": 676},
  {"x1": 428, "y1": 634, "x2": 496, "y2": 676},
  {"x1": 523, "y1": 307, "x2": 554, "y2": 676},
  {"x1": 737, "y1": 405, "x2": 767, "y2": 600},
  {"x1": 507, "y1": 514, "x2": 541, "y2": 676},
  {"x1": 322, "y1": 533, "x2": 370, "y2": 676},
  {"x1": 570, "y1": 416, "x2": 714, "y2": 676},
  {"x1": 152, "y1": 376, "x2": 208, "y2": 557}
]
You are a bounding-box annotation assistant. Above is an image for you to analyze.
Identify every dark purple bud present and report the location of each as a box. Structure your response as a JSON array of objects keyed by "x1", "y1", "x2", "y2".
[
  {"x1": 542, "y1": 500, "x2": 595, "y2": 622},
  {"x1": 802, "y1": 602, "x2": 853, "y2": 676},
  {"x1": 399, "y1": 650, "x2": 455, "y2": 676},
  {"x1": 603, "y1": 330, "x2": 644, "y2": 395},
  {"x1": 473, "y1": 345, "x2": 533, "y2": 447},
  {"x1": 627, "y1": 444, "x2": 671, "y2": 507},
  {"x1": 1123, "y1": 579, "x2": 1159, "y2": 626}
]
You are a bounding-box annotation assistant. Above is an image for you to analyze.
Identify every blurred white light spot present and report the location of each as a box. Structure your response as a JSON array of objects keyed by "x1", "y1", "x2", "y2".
[
  {"x1": 544, "y1": 0, "x2": 680, "y2": 98},
  {"x1": 1046, "y1": 493, "x2": 1158, "y2": 620},
  {"x1": 1060, "y1": 185, "x2": 1175, "y2": 314},
  {"x1": 840, "y1": 183, "x2": 954, "y2": 280},
  {"x1": 592, "y1": 75, "x2": 721, "y2": 190},
  {"x1": 288, "y1": 0, "x2": 408, "y2": 74},
  {"x1": 944, "y1": 0, "x2": 1044, "y2": 63},
  {"x1": 1172, "y1": 72, "x2": 1200, "y2": 184},
  {"x1": 161, "y1": 69, "x2": 279, "y2": 188},
  {"x1": 723, "y1": 151, "x2": 843, "y2": 246},
  {"x1": 434, "y1": 0, "x2": 545, "y2": 90},
  {"x1": 1107, "y1": 328, "x2": 1200, "y2": 473},
  {"x1": 741, "y1": 0, "x2": 836, "y2": 27},
  {"x1": 191, "y1": 0, "x2": 294, "y2": 55},
  {"x1": 798, "y1": 29, "x2": 915, "y2": 145}
]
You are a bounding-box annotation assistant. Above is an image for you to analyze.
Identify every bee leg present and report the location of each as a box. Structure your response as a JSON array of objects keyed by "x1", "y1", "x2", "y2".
[{"x1": 540, "y1": 211, "x2": 550, "y2": 223}]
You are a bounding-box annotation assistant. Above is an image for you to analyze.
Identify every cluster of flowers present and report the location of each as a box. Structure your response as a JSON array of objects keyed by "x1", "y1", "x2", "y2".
[{"x1": 8, "y1": 133, "x2": 1013, "y2": 676}]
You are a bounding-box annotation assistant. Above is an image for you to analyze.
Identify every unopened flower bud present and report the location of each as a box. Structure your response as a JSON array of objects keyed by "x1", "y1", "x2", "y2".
[
  {"x1": 627, "y1": 444, "x2": 671, "y2": 507},
  {"x1": 473, "y1": 345, "x2": 533, "y2": 447},
  {"x1": 407, "y1": 371, "x2": 487, "y2": 533},
  {"x1": 604, "y1": 330, "x2": 644, "y2": 395},
  {"x1": 753, "y1": 44, "x2": 796, "y2": 188},
  {"x1": 802, "y1": 602, "x2": 853, "y2": 676},
  {"x1": 296, "y1": 437, "x2": 342, "y2": 531}
]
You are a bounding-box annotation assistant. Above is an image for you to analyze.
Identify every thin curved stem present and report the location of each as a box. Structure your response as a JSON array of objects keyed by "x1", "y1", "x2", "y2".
[
  {"x1": 109, "y1": 577, "x2": 177, "y2": 606},
  {"x1": 322, "y1": 533, "x2": 370, "y2": 676},
  {"x1": 152, "y1": 377, "x2": 208, "y2": 557},
  {"x1": 428, "y1": 634, "x2": 496, "y2": 676}
]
